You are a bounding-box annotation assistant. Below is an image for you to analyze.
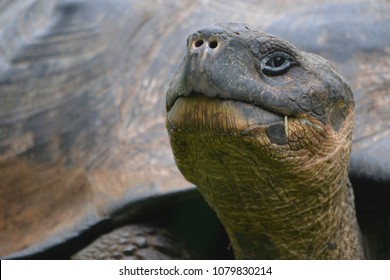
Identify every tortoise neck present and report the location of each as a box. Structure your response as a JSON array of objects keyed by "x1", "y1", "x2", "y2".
[
  {"x1": 187, "y1": 132, "x2": 364, "y2": 259},
  {"x1": 224, "y1": 177, "x2": 364, "y2": 259},
  {"x1": 171, "y1": 131, "x2": 365, "y2": 259}
]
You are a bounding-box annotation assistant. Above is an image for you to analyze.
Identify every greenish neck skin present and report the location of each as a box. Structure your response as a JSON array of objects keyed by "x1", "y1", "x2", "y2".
[
  {"x1": 170, "y1": 128, "x2": 364, "y2": 259},
  {"x1": 222, "y1": 180, "x2": 363, "y2": 260},
  {"x1": 200, "y1": 152, "x2": 363, "y2": 259}
]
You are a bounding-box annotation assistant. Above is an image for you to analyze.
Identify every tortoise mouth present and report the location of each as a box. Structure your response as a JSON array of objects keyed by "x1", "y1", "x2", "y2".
[
  {"x1": 167, "y1": 88, "x2": 293, "y2": 119},
  {"x1": 167, "y1": 93, "x2": 287, "y2": 143}
]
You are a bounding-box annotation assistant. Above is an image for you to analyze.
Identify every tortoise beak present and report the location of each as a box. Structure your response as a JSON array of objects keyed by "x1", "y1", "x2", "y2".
[{"x1": 167, "y1": 94, "x2": 287, "y2": 144}]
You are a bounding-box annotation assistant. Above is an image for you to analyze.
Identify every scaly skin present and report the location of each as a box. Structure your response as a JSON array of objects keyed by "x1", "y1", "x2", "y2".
[{"x1": 166, "y1": 23, "x2": 364, "y2": 259}]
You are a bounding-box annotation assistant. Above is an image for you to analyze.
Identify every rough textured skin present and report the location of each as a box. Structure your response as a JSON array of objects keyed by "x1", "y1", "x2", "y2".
[
  {"x1": 1, "y1": 0, "x2": 389, "y2": 259},
  {"x1": 72, "y1": 224, "x2": 190, "y2": 260},
  {"x1": 167, "y1": 24, "x2": 363, "y2": 259}
]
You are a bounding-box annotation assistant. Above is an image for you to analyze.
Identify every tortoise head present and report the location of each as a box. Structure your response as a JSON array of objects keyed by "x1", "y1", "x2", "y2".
[{"x1": 166, "y1": 23, "x2": 359, "y2": 259}]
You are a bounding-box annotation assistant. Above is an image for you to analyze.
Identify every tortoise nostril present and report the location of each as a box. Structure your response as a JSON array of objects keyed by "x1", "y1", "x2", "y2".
[
  {"x1": 194, "y1": 39, "x2": 204, "y2": 48},
  {"x1": 209, "y1": 41, "x2": 218, "y2": 49},
  {"x1": 193, "y1": 39, "x2": 218, "y2": 49}
]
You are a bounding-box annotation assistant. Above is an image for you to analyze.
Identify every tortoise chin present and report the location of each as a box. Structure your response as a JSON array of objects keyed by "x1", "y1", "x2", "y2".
[{"x1": 167, "y1": 94, "x2": 286, "y2": 143}]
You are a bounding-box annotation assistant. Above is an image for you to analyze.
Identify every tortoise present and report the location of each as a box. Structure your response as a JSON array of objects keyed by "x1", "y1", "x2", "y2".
[{"x1": 1, "y1": 0, "x2": 389, "y2": 259}]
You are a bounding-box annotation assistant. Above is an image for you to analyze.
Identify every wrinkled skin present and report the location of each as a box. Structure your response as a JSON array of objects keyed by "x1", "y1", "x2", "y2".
[{"x1": 167, "y1": 23, "x2": 362, "y2": 259}]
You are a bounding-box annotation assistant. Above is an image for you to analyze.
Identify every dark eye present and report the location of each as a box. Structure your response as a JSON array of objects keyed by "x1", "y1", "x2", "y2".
[{"x1": 261, "y1": 52, "x2": 296, "y2": 76}]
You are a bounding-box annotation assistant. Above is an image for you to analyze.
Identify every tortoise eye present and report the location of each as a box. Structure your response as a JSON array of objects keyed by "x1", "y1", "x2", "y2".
[{"x1": 261, "y1": 51, "x2": 296, "y2": 75}]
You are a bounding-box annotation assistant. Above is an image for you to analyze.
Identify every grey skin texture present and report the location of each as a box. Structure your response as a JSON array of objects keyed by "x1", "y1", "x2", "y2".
[{"x1": 0, "y1": 0, "x2": 389, "y2": 259}]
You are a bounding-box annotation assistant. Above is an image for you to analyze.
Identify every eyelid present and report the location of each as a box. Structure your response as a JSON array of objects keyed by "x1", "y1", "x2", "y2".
[
  {"x1": 257, "y1": 50, "x2": 288, "y2": 59},
  {"x1": 262, "y1": 51, "x2": 294, "y2": 64},
  {"x1": 260, "y1": 51, "x2": 297, "y2": 76}
]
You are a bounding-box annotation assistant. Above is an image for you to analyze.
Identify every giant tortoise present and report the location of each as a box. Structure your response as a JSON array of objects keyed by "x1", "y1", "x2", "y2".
[{"x1": 1, "y1": 0, "x2": 389, "y2": 259}]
